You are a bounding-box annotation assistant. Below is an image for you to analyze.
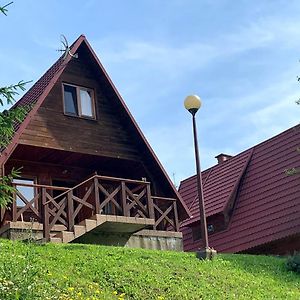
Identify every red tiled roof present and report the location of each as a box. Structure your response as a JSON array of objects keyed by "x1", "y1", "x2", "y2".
[
  {"x1": 8, "y1": 57, "x2": 64, "y2": 135},
  {"x1": 179, "y1": 125, "x2": 300, "y2": 253},
  {"x1": 0, "y1": 58, "x2": 64, "y2": 154},
  {"x1": 0, "y1": 35, "x2": 84, "y2": 156},
  {"x1": 180, "y1": 148, "x2": 252, "y2": 226}
]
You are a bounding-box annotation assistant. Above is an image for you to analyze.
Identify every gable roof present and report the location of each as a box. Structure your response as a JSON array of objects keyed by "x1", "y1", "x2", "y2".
[
  {"x1": 179, "y1": 125, "x2": 300, "y2": 252},
  {"x1": 0, "y1": 34, "x2": 191, "y2": 219},
  {"x1": 0, "y1": 36, "x2": 82, "y2": 159},
  {"x1": 180, "y1": 148, "x2": 253, "y2": 226}
]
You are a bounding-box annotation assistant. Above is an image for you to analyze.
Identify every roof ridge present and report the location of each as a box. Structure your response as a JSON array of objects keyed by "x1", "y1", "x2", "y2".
[
  {"x1": 181, "y1": 147, "x2": 254, "y2": 227},
  {"x1": 0, "y1": 35, "x2": 85, "y2": 161},
  {"x1": 179, "y1": 166, "x2": 214, "y2": 185},
  {"x1": 187, "y1": 167, "x2": 214, "y2": 210},
  {"x1": 222, "y1": 148, "x2": 254, "y2": 213},
  {"x1": 11, "y1": 35, "x2": 85, "y2": 111},
  {"x1": 179, "y1": 124, "x2": 298, "y2": 187}
]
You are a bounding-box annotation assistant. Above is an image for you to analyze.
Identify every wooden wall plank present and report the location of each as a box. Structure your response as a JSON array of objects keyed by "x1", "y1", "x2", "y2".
[{"x1": 18, "y1": 48, "x2": 142, "y2": 162}]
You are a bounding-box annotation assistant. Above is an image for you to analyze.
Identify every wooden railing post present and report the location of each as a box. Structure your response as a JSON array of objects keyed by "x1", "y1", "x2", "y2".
[
  {"x1": 42, "y1": 187, "x2": 50, "y2": 241},
  {"x1": 152, "y1": 198, "x2": 157, "y2": 231},
  {"x1": 173, "y1": 200, "x2": 180, "y2": 232},
  {"x1": 146, "y1": 184, "x2": 155, "y2": 220},
  {"x1": 0, "y1": 207, "x2": 5, "y2": 225},
  {"x1": 94, "y1": 177, "x2": 100, "y2": 214},
  {"x1": 67, "y1": 190, "x2": 74, "y2": 231},
  {"x1": 121, "y1": 181, "x2": 128, "y2": 217},
  {"x1": 12, "y1": 188, "x2": 17, "y2": 222}
]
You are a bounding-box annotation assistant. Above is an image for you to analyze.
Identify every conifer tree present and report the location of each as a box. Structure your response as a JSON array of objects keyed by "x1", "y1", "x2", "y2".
[{"x1": 0, "y1": 2, "x2": 28, "y2": 207}]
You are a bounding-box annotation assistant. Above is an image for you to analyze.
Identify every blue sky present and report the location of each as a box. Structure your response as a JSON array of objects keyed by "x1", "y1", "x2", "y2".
[{"x1": 1, "y1": 0, "x2": 299, "y2": 185}]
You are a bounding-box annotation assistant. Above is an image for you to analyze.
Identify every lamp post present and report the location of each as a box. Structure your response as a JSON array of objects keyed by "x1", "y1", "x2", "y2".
[{"x1": 184, "y1": 95, "x2": 217, "y2": 260}]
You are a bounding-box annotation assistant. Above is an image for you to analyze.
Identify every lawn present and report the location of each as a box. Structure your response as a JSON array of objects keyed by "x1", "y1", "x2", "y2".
[{"x1": 0, "y1": 239, "x2": 299, "y2": 299}]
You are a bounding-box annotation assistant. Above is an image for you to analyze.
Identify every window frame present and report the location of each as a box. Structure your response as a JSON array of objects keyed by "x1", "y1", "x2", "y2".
[{"x1": 62, "y1": 83, "x2": 96, "y2": 120}]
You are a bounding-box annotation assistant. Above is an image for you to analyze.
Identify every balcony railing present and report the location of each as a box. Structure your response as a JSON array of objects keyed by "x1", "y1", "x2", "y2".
[{"x1": 7, "y1": 175, "x2": 180, "y2": 241}]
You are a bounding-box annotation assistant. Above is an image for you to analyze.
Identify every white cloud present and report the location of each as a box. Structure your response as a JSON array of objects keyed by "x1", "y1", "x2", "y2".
[
  {"x1": 93, "y1": 15, "x2": 300, "y2": 82},
  {"x1": 90, "y1": 13, "x2": 300, "y2": 182}
]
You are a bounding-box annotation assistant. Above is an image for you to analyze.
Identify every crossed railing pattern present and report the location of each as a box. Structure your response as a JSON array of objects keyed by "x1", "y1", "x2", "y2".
[
  {"x1": 152, "y1": 196, "x2": 180, "y2": 232},
  {"x1": 9, "y1": 175, "x2": 180, "y2": 241}
]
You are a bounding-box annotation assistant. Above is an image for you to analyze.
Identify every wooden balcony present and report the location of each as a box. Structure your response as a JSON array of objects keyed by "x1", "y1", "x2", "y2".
[{"x1": 1, "y1": 175, "x2": 180, "y2": 243}]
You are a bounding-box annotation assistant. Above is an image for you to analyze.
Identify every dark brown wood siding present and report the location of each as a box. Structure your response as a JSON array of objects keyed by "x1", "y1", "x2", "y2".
[{"x1": 19, "y1": 46, "x2": 141, "y2": 162}]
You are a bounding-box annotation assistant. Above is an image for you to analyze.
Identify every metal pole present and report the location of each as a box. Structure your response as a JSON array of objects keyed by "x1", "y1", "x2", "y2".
[{"x1": 192, "y1": 113, "x2": 209, "y2": 249}]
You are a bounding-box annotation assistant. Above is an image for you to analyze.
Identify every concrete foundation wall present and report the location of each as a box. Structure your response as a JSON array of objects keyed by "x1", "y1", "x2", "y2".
[
  {"x1": 75, "y1": 229, "x2": 183, "y2": 251},
  {"x1": 0, "y1": 222, "x2": 64, "y2": 242},
  {"x1": 0, "y1": 223, "x2": 44, "y2": 241},
  {"x1": 127, "y1": 230, "x2": 183, "y2": 251},
  {"x1": 0, "y1": 223, "x2": 183, "y2": 251}
]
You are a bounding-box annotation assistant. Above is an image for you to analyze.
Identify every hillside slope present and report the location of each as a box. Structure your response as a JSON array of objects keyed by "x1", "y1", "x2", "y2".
[{"x1": 0, "y1": 239, "x2": 299, "y2": 299}]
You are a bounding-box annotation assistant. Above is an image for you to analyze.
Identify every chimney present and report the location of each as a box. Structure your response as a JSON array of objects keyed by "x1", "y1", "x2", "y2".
[{"x1": 215, "y1": 153, "x2": 232, "y2": 164}]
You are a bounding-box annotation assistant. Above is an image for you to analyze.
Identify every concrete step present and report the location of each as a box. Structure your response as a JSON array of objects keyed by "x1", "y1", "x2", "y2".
[
  {"x1": 79, "y1": 219, "x2": 97, "y2": 231},
  {"x1": 50, "y1": 237, "x2": 62, "y2": 243},
  {"x1": 90, "y1": 214, "x2": 106, "y2": 225},
  {"x1": 73, "y1": 225, "x2": 86, "y2": 238},
  {"x1": 56, "y1": 231, "x2": 75, "y2": 243},
  {"x1": 49, "y1": 214, "x2": 154, "y2": 244}
]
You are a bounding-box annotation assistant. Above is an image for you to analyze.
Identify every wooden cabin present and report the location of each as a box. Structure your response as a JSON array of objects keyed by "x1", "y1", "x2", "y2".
[
  {"x1": 179, "y1": 126, "x2": 300, "y2": 255},
  {"x1": 0, "y1": 35, "x2": 190, "y2": 250}
]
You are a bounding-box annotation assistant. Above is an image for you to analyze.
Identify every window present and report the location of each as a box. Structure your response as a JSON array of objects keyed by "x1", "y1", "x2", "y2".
[
  {"x1": 192, "y1": 224, "x2": 215, "y2": 242},
  {"x1": 64, "y1": 85, "x2": 78, "y2": 115},
  {"x1": 63, "y1": 83, "x2": 95, "y2": 119},
  {"x1": 13, "y1": 178, "x2": 36, "y2": 208},
  {"x1": 207, "y1": 224, "x2": 214, "y2": 233}
]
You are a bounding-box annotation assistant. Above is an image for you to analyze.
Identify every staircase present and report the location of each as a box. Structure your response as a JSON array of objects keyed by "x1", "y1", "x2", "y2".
[
  {"x1": 50, "y1": 213, "x2": 155, "y2": 243},
  {"x1": 7, "y1": 175, "x2": 180, "y2": 244}
]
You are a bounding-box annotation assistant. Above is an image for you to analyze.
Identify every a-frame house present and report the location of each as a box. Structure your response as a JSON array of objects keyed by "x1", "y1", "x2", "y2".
[{"x1": 0, "y1": 35, "x2": 190, "y2": 250}]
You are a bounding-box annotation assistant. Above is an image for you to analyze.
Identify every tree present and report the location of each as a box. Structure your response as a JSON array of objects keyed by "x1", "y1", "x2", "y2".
[{"x1": 0, "y1": 2, "x2": 28, "y2": 208}]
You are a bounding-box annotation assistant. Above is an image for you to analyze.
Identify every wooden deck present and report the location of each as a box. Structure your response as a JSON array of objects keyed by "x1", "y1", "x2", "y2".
[{"x1": 1, "y1": 175, "x2": 180, "y2": 243}]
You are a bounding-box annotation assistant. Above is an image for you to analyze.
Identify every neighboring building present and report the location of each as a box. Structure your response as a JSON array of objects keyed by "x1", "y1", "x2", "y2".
[
  {"x1": 0, "y1": 35, "x2": 190, "y2": 250},
  {"x1": 179, "y1": 126, "x2": 300, "y2": 255}
]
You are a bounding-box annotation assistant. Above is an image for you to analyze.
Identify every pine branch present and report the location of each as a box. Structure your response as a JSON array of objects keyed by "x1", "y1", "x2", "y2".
[
  {"x1": 0, "y1": 80, "x2": 30, "y2": 105},
  {"x1": 0, "y1": 167, "x2": 21, "y2": 208},
  {"x1": 0, "y1": 105, "x2": 30, "y2": 148},
  {"x1": 0, "y1": 1, "x2": 13, "y2": 15}
]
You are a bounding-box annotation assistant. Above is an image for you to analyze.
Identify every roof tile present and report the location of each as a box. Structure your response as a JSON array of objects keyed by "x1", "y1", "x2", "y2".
[{"x1": 180, "y1": 125, "x2": 300, "y2": 252}]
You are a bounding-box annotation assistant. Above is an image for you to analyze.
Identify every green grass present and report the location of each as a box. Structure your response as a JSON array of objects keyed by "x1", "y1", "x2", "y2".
[{"x1": 0, "y1": 239, "x2": 299, "y2": 300}]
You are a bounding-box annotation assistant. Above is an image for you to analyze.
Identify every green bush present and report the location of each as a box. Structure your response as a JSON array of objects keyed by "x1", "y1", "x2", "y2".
[{"x1": 286, "y1": 252, "x2": 300, "y2": 274}]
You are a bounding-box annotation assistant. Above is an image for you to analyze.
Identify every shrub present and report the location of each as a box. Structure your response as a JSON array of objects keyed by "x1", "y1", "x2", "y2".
[{"x1": 286, "y1": 252, "x2": 300, "y2": 274}]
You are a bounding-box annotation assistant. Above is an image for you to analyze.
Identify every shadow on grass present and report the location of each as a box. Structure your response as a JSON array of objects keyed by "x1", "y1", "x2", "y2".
[
  {"x1": 220, "y1": 253, "x2": 299, "y2": 284},
  {"x1": 63, "y1": 244, "x2": 92, "y2": 251}
]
